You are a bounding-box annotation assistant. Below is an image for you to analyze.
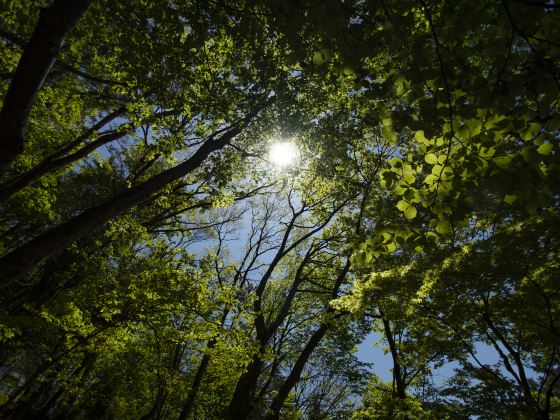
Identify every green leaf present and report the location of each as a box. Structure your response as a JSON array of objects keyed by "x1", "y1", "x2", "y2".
[
  {"x1": 385, "y1": 242, "x2": 397, "y2": 253},
  {"x1": 546, "y1": 118, "x2": 560, "y2": 131},
  {"x1": 404, "y1": 205, "x2": 417, "y2": 219},
  {"x1": 533, "y1": 135, "x2": 545, "y2": 146},
  {"x1": 494, "y1": 155, "x2": 512, "y2": 169},
  {"x1": 395, "y1": 184, "x2": 407, "y2": 195},
  {"x1": 521, "y1": 122, "x2": 541, "y2": 141},
  {"x1": 415, "y1": 130, "x2": 429, "y2": 144},
  {"x1": 395, "y1": 76, "x2": 409, "y2": 96},
  {"x1": 312, "y1": 51, "x2": 325, "y2": 65},
  {"x1": 425, "y1": 153, "x2": 438, "y2": 165},
  {"x1": 503, "y1": 194, "x2": 517, "y2": 205},
  {"x1": 537, "y1": 142, "x2": 553, "y2": 155},
  {"x1": 396, "y1": 200, "x2": 408, "y2": 211},
  {"x1": 440, "y1": 166, "x2": 454, "y2": 181},
  {"x1": 343, "y1": 66, "x2": 354, "y2": 76},
  {"x1": 424, "y1": 174, "x2": 438, "y2": 185},
  {"x1": 435, "y1": 220, "x2": 451, "y2": 235},
  {"x1": 381, "y1": 232, "x2": 392, "y2": 243},
  {"x1": 389, "y1": 157, "x2": 403, "y2": 169},
  {"x1": 403, "y1": 173, "x2": 416, "y2": 184},
  {"x1": 382, "y1": 126, "x2": 397, "y2": 142}
]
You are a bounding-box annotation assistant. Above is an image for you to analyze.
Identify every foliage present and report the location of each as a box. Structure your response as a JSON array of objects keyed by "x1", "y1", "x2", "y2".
[{"x1": 1, "y1": 0, "x2": 560, "y2": 419}]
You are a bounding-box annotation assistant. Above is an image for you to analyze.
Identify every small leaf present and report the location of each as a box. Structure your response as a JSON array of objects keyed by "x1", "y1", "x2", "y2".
[
  {"x1": 403, "y1": 173, "x2": 416, "y2": 184},
  {"x1": 415, "y1": 130, "x2": 429, "y2": 143},
  {"x1": 424, "y1": 174, "x2": 438, "y2": 185},
  {"x1": 381, "y1": 232, "x2": 392, "y2": 243},
  {"x1": 404, "y1": 205, "x2": 417, "y2": 219},
  {"x1": 503, "y1": 194, "x2": 517, "y2": 205},
  {"x1": 537, "y1": 142, "x2": 553, "y2": 155},
  {"x1": 435, "y1": 220, "x2": 451, "y2": 235},
  {"x1": 425, "y1": 153, "x2": 438, "y2": 165},
  {"x1": 389, "y1": 157, "x2": 403, "y2": 169},
  {"x1": 521, "y1": 122, "x2": 541, "y2": 141},
  {"x1": 396, "y1": 200, "x2": 408, "y2": 211},
  {"x1": 494, "y1": 155, "x2": 512, "y2": 169},
  {"x1": 394, "y1": 184, "x2": 407, "y2": 195},
  {"x1": 343, "y1": 66, "x2": 354, "y2": 76},
  {"x1": 546, "y1": 118, "x2": 560, "y2": 131},
  {"x1": 312, "y1": 51, "x2": 325, "y2": 65}
]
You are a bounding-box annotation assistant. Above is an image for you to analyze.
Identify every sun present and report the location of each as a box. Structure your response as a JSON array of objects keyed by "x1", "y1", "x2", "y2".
[{"x1": 268, "y1": 142, "x2": 298, "y2": 167}]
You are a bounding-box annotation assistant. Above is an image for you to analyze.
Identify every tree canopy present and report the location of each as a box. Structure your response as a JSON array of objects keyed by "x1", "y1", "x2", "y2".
[{"x1": 0, "y1": 0, "x2": 559, "y2": 418}]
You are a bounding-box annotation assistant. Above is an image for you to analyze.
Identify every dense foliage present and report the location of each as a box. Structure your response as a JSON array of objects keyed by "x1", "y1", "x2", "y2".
[{"x1": 0, "y1": 0, "x2": 559, "y2": 418}]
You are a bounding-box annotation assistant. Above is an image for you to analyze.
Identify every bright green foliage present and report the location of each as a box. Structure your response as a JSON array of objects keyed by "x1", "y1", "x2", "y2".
[{"x1": 1, "y1": 0, "x2": 560, "y2": 418}]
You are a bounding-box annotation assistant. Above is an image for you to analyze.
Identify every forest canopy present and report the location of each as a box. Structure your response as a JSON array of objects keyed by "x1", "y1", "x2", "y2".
[{"x1": 0, "y1": 0, "x2": 559, "y2": 418}]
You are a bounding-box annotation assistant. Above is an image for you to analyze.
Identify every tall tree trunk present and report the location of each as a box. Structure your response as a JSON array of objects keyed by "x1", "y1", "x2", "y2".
[
  {"x1": 225, "y1": 184, "x2": 354, "y2": 418},
  {"x1": 0, "y1": 129, "x2": 126, "y2": 201},
  {"x1": 266, "y1": 324, "x2": 329, "y2": 419},
  {"x1": 226, "y1": 357, "x2": 265, "y2": 420},
  {"x1": 53, "y1": 352, "x2": 98, "y2": 418},
  {"x1": 0, "y1": 107, "x2": 182, "y2": 201},
  {"x1": 179, "y1": 300, "x2": 237, "y2": 419},
  {"x1": 265, "y1": 259, "x2": 350, "y2": 419},
  {"x1": 0, "y1": 361, "x2": 53, "y2": 416},
  {"x1": 178, "y1": 351, "x2": 212, "y2": 420},
  {"x1": 380, "y1": 312, "x2": 406, "y2": 400},
  {"x1": 140, "y1": 387, "x2": 168, "y2": 420},
  {"x1": 0, "y1": 0, "x2": 93, "y2": 168},
  {"x1": 21, "y1": 351, "x2": 97, "y2": 418},
  {"x1": 0, "y1": 127, "x2": 240, "y2": 286}
]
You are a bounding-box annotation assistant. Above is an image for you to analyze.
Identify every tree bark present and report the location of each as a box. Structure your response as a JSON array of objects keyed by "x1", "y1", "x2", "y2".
[
  {"x1": 0, "y1": 0, "x2": 93, "y2": 168},
  {"x1": 380, "y1": 313, "x2": 406, "y2": 399},
  {"x1": 0, "y1": 130, "x2": 127, "y2": 201},
  {"x1": 265, "y1": 260, "x2": 352, "y2": 418},
  {"x1": 265, "y1": 193, "x2": 366, "y2": 418},
  {"x1": 267, "y1": 324, "x2": 329, "y2": 419},
  {"x1": 0, "y1": 127, "x2": 240, "y2": 286},
  {"x1": 226, "y1": 357, "x2": 265, "y2": 420},
  {"x1": 178, "y1": 352, "x2": 212, "y2": 420}
]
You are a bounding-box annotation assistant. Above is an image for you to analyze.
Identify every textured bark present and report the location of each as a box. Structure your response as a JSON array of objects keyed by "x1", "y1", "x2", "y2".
[
  {"x1": 0, "y1": 127, "x2": 240, "y2": 286},
  {"x1": 179, "y1": 306, "x2": 231, "y2": 419},
  {"x1": 0, "y1": 0, "x2": 93, "y2": 168}
]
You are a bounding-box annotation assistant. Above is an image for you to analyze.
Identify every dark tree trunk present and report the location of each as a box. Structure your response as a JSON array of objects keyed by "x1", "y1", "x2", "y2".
[
  {"x1": 0, "y1": 128, "x2": 127, "y2": 201},
  {"x1": 0, "y1": 361, "x2": 52, "y2": 416},
  {"x1": 140, "y1": 388, "x2": 168, "y2": 420},
  {"x1": 0, "y1": 0, "x2": 93, "y2": 168},
  {"x1": 0, "y1": 127, "x2": 240, "y2": 286},
  {"x1": 266, "y1": 324, "x2": 329, "y2": 419},
  {"x1": 178, "y1": 352, "x2": 212, "y2": 420},
  {"x1": 0, "y1": 107, "x2": 183, "y2": 201},
  {"x1": 179, "y1": 303, "x2": 234, "y2": 419},
  {"x1": 226, "y1": 357, "x2": 265, "y2": 420},
  {"x1": 380, "y1": 314, "x2": 406, "y2": 399},
  {"x1": 52, "y1": 352, "x2": 97, "y2": 418}
]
